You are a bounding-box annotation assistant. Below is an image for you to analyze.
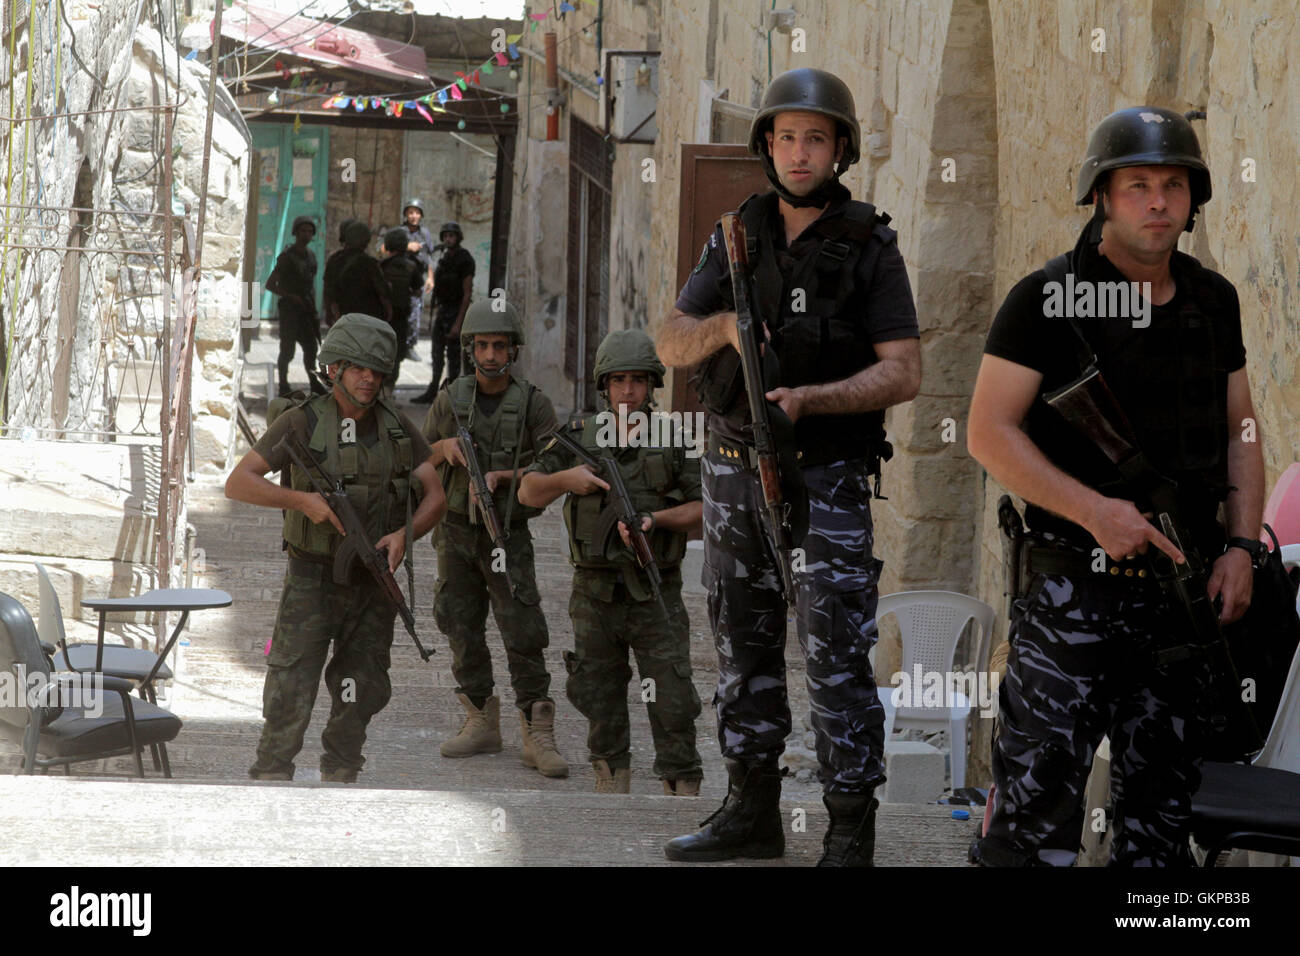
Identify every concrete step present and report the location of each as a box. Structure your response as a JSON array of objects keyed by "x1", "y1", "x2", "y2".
[{"x1": 0, "y1": 775, "x2": 979, "y2": 866}]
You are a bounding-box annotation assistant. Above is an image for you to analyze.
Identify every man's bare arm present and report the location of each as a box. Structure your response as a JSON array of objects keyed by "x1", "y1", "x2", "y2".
[
  {"x1": 224, "y1": 449, "x2": 344, "y2": 533},
  {"x1": 1221, "y1": 367, "x2": 1265, "y2": 541},
  {"x1": 410, "y1": 460, "x2": 447, "y2": 538},
  {"x1": 655, "y1": 307, "x2": 739, "y2": 367},
  {"x1": 780, "y1": 337, "x2": 921, "y2": 418},
  {"x1": 966, "y1": 354, "x2": 1182, "y2": 563}
]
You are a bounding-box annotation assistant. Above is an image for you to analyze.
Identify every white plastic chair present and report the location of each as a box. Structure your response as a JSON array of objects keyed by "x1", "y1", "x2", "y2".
[{"x1": 875, "y1": 590, "x2": 996, "y2": 790}]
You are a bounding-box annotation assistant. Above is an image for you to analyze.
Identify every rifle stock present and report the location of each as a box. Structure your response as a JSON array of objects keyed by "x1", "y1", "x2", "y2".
[{"x1": 276, "y1": 434, "x2": 435, "y2": 662}]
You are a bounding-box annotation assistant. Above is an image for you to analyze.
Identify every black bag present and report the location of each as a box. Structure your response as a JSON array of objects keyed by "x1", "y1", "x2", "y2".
[{"x1": 1202, "y1": 524, "x2": 1300, "y2": 761}]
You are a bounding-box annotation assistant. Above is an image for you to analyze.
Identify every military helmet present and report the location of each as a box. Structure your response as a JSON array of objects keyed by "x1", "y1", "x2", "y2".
[
  {"x1": 460, "y1": 299, "x2": 524, "y2": 347},
  {"x1": 593, "y1": 328, "x2": 665, "y2": 390},
  {"x1": 748, "y1": 68, "x2": 861, "y2": 173},
  {"x1": 337, "y1": 217, "x2": 359, "y2": 243},
  {"x1": 439, "y1": 221, "x2": 464, "y2": 240},
  {"x1": 1076, "y1": 107, "x2": 1211, "y2": 221},
  {"x1": 403, "y1": 197, "x2": 424, "y2": 217},
  {"x1": 342, "y1": 220, "x2": 372, "y2": 249},
  {"x1": 318, "y1": 313, "x2": 397, "y2": 375},
  {"x1": 291, "y1": 215, "x2": 317, "y2": 236}
]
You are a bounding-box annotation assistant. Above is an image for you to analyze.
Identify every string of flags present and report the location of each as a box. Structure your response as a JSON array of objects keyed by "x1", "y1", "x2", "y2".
[{"x1": 315, "y1": 1, "x2": 595, "y2": 125}]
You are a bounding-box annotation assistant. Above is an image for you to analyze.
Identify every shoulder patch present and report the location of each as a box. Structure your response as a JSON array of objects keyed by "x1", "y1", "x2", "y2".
[{"x1": 693, "y1": 243, "x2": 710, "y2": 274}]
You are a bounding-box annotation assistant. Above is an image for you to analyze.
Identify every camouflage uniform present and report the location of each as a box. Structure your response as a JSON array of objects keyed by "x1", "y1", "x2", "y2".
[
  {"x1": 979, "y1": 566, "x2": 1210, "y2": 866},
  {"x1": 424, "y1": 374, "x2": 558, "y2": 710},
  {"x1": 705, "y1": 453, "x2": 886, "y2": 792},
  {"x1": 528, "y1": 412, "x2": 703, "y2": 782},
  {"x1": 248, "y1": 315, "x2": 431, "y2": 779}
]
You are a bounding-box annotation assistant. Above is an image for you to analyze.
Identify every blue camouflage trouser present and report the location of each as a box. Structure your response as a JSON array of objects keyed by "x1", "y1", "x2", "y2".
[
  {"x1": 981, "y1": 572, "x2": 1208, "y2": 866},
  {"x1": 702, "y1": 452, "x2": 887, "y2": 794}
]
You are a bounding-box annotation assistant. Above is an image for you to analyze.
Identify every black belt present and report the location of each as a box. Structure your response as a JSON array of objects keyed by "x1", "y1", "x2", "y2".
[
  {"x1": 708, "y1": 435, "x2": 877, "y2": 472},
  {"x1": 1024, "y1": 542, "x2": 1155, "y2": 583}
]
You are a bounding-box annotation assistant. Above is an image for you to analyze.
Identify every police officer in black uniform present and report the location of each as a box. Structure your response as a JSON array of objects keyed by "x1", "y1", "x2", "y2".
[
  {"x1": 657, "y1": 68, "x2": 921, "y2": 866},
  {"x1": 415, "y1": 221, "x2": 475, "y2": 403},
  {"x1": 967, "y1": 108, "x2": 1265, "y2": 866},
  {"x1": 266, "y1": 215, "x2": 324, "y2": 397}
]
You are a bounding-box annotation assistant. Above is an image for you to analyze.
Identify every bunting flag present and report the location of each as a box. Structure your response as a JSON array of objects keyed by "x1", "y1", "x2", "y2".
[{"x1": 311, "y1": 4, "x2": 586, "y2": 122}]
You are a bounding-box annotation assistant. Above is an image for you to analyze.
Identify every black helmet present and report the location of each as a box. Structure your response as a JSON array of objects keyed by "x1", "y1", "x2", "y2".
[
  {"x1": 439, "y1": 221, "x2": 463, "y2": 241},
  {"x1": 749, "y1": 68, "x2": 861, "y2": 171},
  {"x1": 1076, "y1": 107, "x2": 1211, "y2": 230},
  {"x1": 403, "y1": 198, "x2": 424, "y2": 217},
  {"x1": 291, "y1": 215, "x2": 317, "y2": 236},
  {"x1": 337, "y1": 217, "x2": 360, "y2": 243}
]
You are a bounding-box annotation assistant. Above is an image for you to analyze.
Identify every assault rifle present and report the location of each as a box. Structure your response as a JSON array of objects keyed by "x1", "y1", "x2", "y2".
[
  {"x1": 1044, "y1": 364, "x2": 1264, "y2": 757},
  {"x1": 547, "y1": 428, "x2": 670, "y2": 620},
  {"x1": 276, "y1": 433, "x2": 435, "y2": 662},
  {"x1": 447, "y1": 398, "x2": 516, "y2": 598},
  {"x1": 720, "y1": 212, "x2": 801, "y2": 604}
]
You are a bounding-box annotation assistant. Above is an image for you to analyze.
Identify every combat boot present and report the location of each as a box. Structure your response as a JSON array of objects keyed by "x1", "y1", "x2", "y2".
[
  {"x1": 321, "y1": 768, "x2": 358, "y2": 783},
  {"x1": 440, "y1": 693, "x2": 503, "y2": 758},
  {"x1": 817, "y1": 791, "x2": 879, "y2": 867},
  {"x1": 663, "y1": 778, "x2": 700, "y2": 796},
  {"x1": 520, "y1": 700, "x2": 569, "y2": 778},
  {"x1": 663, "y1": 759, "x2": 783, "y2": 862},
  {"x1": 593, "y1": 759, "x2": 631, "y2": 793}
]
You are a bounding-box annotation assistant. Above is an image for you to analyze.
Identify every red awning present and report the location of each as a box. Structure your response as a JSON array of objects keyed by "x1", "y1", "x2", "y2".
[{"x1": 219, "y1": 2, "x2": 430, "y2": 85}]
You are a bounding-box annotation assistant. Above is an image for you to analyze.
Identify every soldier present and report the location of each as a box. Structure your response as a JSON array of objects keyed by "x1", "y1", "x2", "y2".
[
  {"x1": 518, "y1": 329, "x2": 704, "y2": 795},
  {"x1": 226, "y1": 313, "x2": 446, "y2": 782},
  {"x1": 656, "y1": 68, "x2": 921, "y2": 865},
  {"x1": 322, "y1": 220, "x2": 392, "y2": 327},
  {"x1": 414, "y1": 221, "x2": 475, "y2": 403},
  {"x1": 379, "y1": 227, "x2": 425, "y2": 385},
  {"x1": 967, "y1": 108, "x2": 1263, "y2": 866},
  {"x1": 265, "y1": 215, "x2": 324, "y2": 397},
  {"x1": 400, "y1": 198, "x2": 437, "y2": 360},
  {"x1": 422, "y1": 300, "x2": 568, "y2": 779}
]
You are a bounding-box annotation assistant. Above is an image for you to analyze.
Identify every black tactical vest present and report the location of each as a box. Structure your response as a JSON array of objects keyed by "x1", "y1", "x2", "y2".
[
  {"x1": 1046, "y1": 248, "x2": 1233, "y2": 549},
  {"x1": 693, "y1": 191, "x2": 895, "y2": 466}
]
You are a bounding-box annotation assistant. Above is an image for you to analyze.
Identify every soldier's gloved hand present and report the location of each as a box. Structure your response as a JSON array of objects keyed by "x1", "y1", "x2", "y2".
[
  {"x1": 1208, "y1": 548, "x2": 1253, "y2": 624},
  {"x1": 617, "y1": 513, "x2": 654, "y2": 549},
  {"x1": 1085, "y1": 496, "x2": 1184, "y2": 565},
  {"x1": 375, "y1": 532, "x2": 405, "y2": 572},
  {"x1": 299, "y1": 492, "x2": 345, "y2": 535},
  {"x1": 566, "y1": 465, "x2": 610, "y2": 497}
]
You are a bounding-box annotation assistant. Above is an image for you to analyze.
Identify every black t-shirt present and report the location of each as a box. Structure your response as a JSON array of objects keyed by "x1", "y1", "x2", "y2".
[
  {"x1": 434, "y1": 247, "x2": 475, "y2": 305},
  {"x1": 268, "y1": 245, "x2": 317, "y2": 312},
  {"x1": 984, "y1": 251, "x2": 1245, "y2": 549}
]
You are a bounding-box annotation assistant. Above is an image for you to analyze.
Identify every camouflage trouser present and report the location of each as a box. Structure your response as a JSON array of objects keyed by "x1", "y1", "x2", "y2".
[
  {"x1": 564, "y1": 567, "x2": 703, "y2": 780},
  {"x1": 252, "y1": 561, "x2": 397, "y2": 777},
  {"x1": 979, "y1": 573, "x2": 1208, "y2": 866},
  {"x1": 702, "y1": 452, "x2": 887, "y2": 794},
  {"x1": 433, "y1": 515, "x2": 551, "y2": 710}
]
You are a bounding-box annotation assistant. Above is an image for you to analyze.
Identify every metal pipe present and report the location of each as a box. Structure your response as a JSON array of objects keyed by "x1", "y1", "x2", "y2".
[{"x1": 544, "y1": 31, "x2": 558, "y2": 141}]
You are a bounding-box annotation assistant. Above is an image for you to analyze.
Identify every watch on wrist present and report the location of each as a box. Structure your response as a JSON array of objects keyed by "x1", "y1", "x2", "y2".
[{"x1": 1226, "y1": 536, "x2": 1266, "y2": 564}]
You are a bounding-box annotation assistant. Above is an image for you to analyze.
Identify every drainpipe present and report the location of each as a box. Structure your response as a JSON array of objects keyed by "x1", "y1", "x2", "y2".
[{"x1": 545, "y1": 31, "x2": 559, "y2": 140}]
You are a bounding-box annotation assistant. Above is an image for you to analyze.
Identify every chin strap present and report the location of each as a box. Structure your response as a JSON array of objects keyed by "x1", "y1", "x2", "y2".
[
  {"x1": 470, "y1": 345, "x2": 519, "y2": 379},
  {"x1": 323, "y1": 360, "x2": 380, "y2": 410}
]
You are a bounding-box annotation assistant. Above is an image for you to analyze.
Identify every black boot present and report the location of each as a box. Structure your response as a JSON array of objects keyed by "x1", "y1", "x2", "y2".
[
  {"x1": 663, "y1": 759, "x2": 784, "y2": 862},
  {"x1": 817, "y1": 791, "x2": 879, "y2": 867},
  {"x1": 412, "y1": 383, "x2": 438, "y2": 404}
]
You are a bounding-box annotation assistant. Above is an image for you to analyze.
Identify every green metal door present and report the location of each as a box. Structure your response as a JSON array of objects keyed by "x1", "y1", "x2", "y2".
[{"x1": 251, "y1": 123, "x2": 330, "y2": 320}]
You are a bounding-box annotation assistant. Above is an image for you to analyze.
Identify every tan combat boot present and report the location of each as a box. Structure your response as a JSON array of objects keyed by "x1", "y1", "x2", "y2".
[
  {"x1": 594, "y1": 759, "x2": 632, "y2": 793},
  {"x1": 440, "y1": 693, "x2": 503, "y2": 758},
  {"x1": 663, "y1": 778, "x2": 700, "y2": 796},
  {"x1": 520, "y1": 700, "x2": 569, "y2": 778}
]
